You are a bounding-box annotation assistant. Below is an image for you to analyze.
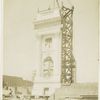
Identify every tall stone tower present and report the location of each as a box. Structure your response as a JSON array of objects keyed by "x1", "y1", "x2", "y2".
[{"x1": 32, "y1": 0, "x2": 75, "y2": 98}]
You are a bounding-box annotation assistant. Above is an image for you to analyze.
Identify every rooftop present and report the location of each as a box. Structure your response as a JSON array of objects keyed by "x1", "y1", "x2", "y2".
[
  {"x1": 34, "y1": 8, "x2": 60, "y2": 23},
  {"x1": 3, "y1": 75, "x2": 33, "y2": 87}
]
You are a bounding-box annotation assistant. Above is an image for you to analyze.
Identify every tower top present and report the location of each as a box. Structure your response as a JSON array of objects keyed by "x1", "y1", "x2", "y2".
[
  {"x1": 34, "y1": 8, "x2": 60, "y2": 24},
  {"x1": 36, "y1": 0, "x2": 73, "y2": 14}
]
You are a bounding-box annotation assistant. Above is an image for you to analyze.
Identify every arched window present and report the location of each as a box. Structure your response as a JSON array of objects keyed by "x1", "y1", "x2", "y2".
[{"x1": 43, "y1": 56, "x2": 54, "y2": 77}]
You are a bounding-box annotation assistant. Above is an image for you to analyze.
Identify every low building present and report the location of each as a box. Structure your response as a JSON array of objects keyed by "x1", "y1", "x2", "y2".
[
  {"x1": 3, "y1": 75, "x2": 33, "y2": 98},
  {"x1": 49, "y1": 83, "x2": 98, "y2": 100}
]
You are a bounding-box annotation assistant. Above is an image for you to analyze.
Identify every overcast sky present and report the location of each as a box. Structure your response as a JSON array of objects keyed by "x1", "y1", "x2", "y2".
[{"x1": 3, "y1": 0, "x2": 99, "y2": 82}]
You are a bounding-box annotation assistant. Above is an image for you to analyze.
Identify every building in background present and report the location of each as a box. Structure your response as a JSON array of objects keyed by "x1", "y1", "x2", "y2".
[{"x1": 3, "y1": 75, "x2": 33, "y2": 99}]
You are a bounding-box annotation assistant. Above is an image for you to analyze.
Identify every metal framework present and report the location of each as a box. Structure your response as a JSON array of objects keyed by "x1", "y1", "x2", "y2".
[{"x1": 60, "y1": 6, "x2": 75, "y2": 86}]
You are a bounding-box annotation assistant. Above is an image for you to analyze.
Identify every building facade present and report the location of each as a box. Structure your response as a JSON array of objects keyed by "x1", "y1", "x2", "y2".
[
  {"x1": 32, "y1": 8, "x2": 62, "y2": 97},
  {"x1": 32, "y1": 2, "x2": 76, "y2": 97}
]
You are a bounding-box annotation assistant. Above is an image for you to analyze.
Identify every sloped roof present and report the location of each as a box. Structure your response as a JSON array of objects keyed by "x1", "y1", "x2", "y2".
[
  {"x1": 3, "y1": 75, "x2": 33, "y2": 87},
  {"x1": 3, "y1": 75, "x2": 23, "y2": 87}
]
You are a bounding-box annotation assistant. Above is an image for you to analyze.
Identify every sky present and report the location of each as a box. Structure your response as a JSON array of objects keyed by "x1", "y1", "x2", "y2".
[{"x1": 3, "y1": 0, "x2": 99, "y2": 82}]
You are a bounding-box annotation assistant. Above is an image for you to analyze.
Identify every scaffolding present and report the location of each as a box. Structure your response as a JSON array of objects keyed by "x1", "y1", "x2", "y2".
[{"x1": 56, "y1": 0, "x2": 75, "y2": 86}]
